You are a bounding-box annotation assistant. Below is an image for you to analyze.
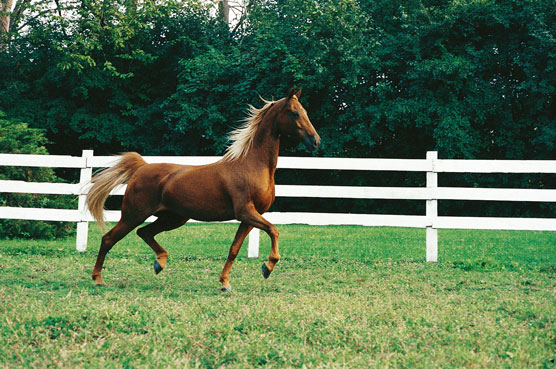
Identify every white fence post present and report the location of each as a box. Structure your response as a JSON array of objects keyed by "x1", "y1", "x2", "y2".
[
  {"x1": 76, "y1": 150, "x2": 93, "y2": 252},
  {"x1": 426, "y1": 151, "x2": 438, "y2": 262},
  {"x1": 247, "y1": 228, "x2": 260, "y2": 258}
]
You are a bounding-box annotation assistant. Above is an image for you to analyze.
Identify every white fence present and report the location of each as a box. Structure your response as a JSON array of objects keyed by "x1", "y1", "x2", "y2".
[{"x1": 1, "y1": 150, "x2": 556, "y2": 261}]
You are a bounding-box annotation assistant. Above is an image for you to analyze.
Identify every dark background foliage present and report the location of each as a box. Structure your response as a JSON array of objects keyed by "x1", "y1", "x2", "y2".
[
  {"x1": 0, "y1": 111, "x2": 75, "y2": 238},
  {"x1": 1, "y1": 0, "x2": 555, "y2": 233}
]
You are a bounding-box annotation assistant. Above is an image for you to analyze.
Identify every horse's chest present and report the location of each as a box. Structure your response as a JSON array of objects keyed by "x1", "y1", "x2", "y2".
[{"x1": 252, "y1": 181, "x2": 275, "y2": 213}]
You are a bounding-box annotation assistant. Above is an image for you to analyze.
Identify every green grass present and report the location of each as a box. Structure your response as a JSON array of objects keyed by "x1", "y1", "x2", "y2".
[{"x1": 0, "y1": 224, "x2": 555, "y2": 368}]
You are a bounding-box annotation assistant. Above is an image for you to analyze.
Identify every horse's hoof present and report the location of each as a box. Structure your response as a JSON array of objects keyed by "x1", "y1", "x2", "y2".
[
  {"x1": 154, "y1": 260, "x2": 163, "y2": 274},
  {"x1": 221, "y1": 287, "x2": 232, "y2": 292},
  {"x1": 92, "y1": 275, "x2": 106, "y2": 286},
  {"x1": 262, "y1": 263, "x2": 271, "y2": 279}
]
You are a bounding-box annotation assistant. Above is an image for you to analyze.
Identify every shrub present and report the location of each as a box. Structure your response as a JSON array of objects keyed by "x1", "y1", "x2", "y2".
[{"x1": 0, "y1": 112, "x2": 76, "y2": 239}]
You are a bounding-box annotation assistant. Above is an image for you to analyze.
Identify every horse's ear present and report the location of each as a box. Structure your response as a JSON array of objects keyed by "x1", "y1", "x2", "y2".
[
  {"x1": 295, "y1": 88, "x2": 302, "y2": 98},
  {"x1": 286, "y1": 88, "x2": 296, "y2": 100}
]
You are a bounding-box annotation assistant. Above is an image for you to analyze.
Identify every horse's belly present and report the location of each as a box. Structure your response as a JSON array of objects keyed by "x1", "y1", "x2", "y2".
[
  {"x1": 162, "y1": 191, "x2": 235, "y2": 221},
  {"x1": 179, "y1": 206, "x2": 235, "y2": 222}
]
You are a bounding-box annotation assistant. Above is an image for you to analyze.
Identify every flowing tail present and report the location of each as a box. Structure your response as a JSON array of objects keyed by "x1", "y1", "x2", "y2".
[{"x1": 86, "y1": 152, "x2": 147, "y2": 229}]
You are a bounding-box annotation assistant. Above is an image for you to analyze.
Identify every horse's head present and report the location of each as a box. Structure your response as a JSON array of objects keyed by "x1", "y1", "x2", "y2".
[{"x1": 274, "y1": 88, "x2": 320, "y2": 151}]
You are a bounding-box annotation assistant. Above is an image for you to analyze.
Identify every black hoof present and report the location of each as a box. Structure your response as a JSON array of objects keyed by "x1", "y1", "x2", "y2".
[
  {"x1": 154, "y1": 260, "x2": 163, "y2": 274},
  {"x1": 262, "y1": 263, "x2": 271, "y2": 279},
  {"x1": 221, "y1": 287, "x2": 232, "y2": 292}
]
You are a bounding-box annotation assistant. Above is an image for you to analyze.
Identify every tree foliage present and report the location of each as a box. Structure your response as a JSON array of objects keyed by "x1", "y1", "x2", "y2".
[
  {"x1": 1, "y1": 0, "x2": 225, "y2": 154},
  {"x1": 0, "y1": 0, "x2": 555, "y2": 218},
  {"x1": 1, "y1": 0, "x2": 554, "y2": 160},
  {"x1": 0, "y1": 111, "x2": 75, "y2": 239}
]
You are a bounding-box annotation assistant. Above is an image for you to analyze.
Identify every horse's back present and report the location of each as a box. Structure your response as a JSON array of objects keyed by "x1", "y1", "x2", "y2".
[{"x1": 127, "y1": 162, "x2": 185, "y2": 192}]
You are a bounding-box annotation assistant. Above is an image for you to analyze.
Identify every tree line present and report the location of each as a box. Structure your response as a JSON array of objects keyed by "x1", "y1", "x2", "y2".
[{"x1": 1, "y1": 0, "x2": 555, "y2": 228}]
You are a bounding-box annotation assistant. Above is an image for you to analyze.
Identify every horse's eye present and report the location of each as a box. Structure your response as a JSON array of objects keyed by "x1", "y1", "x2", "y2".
[{"x1": 290, "y1": 111, "x2": 299, "y2": 117}]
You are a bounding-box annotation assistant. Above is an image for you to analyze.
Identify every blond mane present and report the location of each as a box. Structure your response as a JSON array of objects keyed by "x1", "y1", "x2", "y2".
[{"x1": 222, "y1": 98, "x2": 275, "y2": 161}]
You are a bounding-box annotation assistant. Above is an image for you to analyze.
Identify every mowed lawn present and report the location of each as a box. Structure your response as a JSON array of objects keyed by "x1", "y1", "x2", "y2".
[{"x1": 0, "y1": 223, "x2": 555, "y2": 368}]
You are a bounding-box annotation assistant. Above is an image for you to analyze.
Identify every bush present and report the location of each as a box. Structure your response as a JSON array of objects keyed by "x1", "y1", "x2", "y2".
[{"x1": 0, "y1": 112, "x2": 76, "y2": 239}]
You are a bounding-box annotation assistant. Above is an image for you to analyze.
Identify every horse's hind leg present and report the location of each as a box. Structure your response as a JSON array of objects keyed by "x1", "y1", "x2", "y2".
[
  {"x1": 136, "y1": 213, "x2": 188, "y2": 274},
  {"x1": 92, "y1": 219, "x2": 141, "y2": 285}
]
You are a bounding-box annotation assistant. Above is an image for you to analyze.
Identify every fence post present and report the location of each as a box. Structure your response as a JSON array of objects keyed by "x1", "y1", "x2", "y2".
[
  {"x1": 426, "y1": 151, "x2": 438, "y2": 262},
  {"x1": 76, "y1": 150, "x2": 93, "y2": 252},
  {"x1": 247, "y1": 228, "x2": 260, "y2": 258}
]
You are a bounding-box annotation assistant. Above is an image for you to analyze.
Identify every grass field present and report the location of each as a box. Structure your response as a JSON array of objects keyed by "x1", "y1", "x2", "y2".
[{"x1": 0, "y1": 223, "x2": 555, "y2": 368}]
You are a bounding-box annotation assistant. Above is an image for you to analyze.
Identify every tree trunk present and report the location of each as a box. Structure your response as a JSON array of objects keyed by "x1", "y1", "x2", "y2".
[
  {"x1": 0, "y1": 0, "x2": 14, "y2": 35},
  {"x1": 218, "y1": 0, "x2": 229, "y2": 24}
]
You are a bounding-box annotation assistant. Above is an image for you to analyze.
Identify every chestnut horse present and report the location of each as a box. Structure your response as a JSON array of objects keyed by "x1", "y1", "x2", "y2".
[{"x1": 86, "y1": 88, "x2": 320, "y2": 291}]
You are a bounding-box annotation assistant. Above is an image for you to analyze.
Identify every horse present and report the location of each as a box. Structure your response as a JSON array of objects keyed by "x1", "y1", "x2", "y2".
[{"x1": 86, "y1": 88, "x2": 320, "y2": 291}]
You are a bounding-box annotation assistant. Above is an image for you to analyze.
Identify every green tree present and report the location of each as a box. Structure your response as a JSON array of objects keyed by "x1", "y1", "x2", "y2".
[
  {"x1": 2, "y1": 0, "x2": 554, "y2": 160},
  {"x1": 0, "y1": 0, "x2": 224, "y2": 155}
]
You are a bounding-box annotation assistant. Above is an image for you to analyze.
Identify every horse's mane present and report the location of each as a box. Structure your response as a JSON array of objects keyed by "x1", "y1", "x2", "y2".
[{"x1": 222, "y1": 98, "x2": 275, "y2": 161}]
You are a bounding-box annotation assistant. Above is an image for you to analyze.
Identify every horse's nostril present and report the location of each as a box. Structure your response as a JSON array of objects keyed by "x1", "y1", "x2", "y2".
[
  {"x1": 313, "y1": 136, "x2": 321, "y2": 149},
  {"x1": 302, "y1": 134, "x2": 320, "y2": 151},
  {"x1": 311, "y1": 135, "x2": 320, "y2": 150}
]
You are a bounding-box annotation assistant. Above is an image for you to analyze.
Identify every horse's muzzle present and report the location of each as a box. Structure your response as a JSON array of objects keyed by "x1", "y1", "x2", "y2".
[{"x1": 302, "y1": 134, "x2": 320, "y2": 151}]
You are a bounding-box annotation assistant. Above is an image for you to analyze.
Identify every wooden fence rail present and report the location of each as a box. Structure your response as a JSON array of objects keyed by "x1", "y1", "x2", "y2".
[{"x1": 1, "y1": 150, "x2": 556, "y2": 261}]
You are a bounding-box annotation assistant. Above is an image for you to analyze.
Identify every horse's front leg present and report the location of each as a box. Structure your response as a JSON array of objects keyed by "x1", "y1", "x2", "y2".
[
  {"x1": 219, "y1": 222, "x2": 253, "y2": 291},
  {"x1": 236, "y1": 204, "x2": 280, "y2": 279}
]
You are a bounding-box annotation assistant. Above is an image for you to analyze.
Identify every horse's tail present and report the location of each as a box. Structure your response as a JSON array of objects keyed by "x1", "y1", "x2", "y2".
[{"x1": 86, "y1": 152, "x2": 147, "y2": 229}]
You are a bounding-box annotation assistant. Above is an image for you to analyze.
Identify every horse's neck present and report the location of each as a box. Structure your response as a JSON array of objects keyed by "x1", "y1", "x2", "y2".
[{"x1": 244, "y1": 115, "x2": 280, "y2": 174}]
